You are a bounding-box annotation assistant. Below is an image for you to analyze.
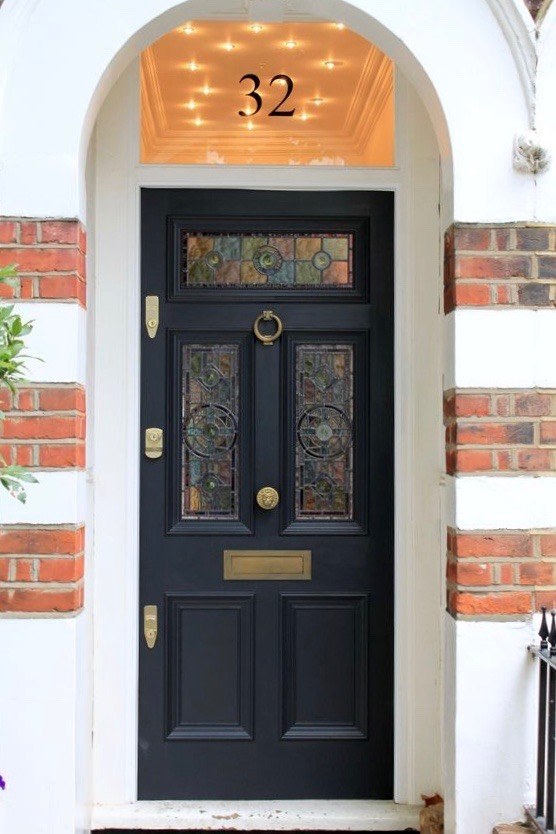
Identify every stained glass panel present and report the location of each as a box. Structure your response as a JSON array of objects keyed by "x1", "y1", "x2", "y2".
[
  {"x1": 295, "y1": 344, "x2": 354, "y2": 520},
  {"x1": 182, "y1": 232, "x2": 353, "y2": 288},
  {"x1": 182, "y1": 344, "x2": 239, "y2": 520}
]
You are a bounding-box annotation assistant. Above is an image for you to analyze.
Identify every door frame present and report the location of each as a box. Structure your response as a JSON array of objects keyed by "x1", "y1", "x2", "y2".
[{"x1": 91, "y1": 58, "x2": 444, "y2": 810}]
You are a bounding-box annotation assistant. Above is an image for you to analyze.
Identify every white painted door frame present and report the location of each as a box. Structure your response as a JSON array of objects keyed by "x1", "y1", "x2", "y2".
[{"x1": 91, "y1": 58, "x2": 444, "y2": 820}]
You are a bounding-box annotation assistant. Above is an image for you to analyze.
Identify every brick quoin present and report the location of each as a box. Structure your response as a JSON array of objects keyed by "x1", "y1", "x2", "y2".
[
  {"x1": 0, "y1": 219, "x2": 86, "y2": 306},
  {"x1": 444, "y1": 389, "x2": 556, "y2": 474},
  {"x1": 0, "y1": 524, "x2": 85, "y2": 614},
  {"x1": 444, "y1": 223, "x2": 556, "y2": 312},
  {"x1": 0, "y1": 384, "x2": 85, "y2": 469},
  {"x1": 447, "y1": 529, "x2": 556, "y2": 617},
  {"x1": 0, "y1": 383, "x2": 86, "y2": 615}
]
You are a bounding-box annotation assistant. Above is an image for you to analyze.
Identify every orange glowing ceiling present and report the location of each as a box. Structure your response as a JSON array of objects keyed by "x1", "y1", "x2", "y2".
[{"x1": 141, "y1": 21, "x2": 394, "y2": 166}]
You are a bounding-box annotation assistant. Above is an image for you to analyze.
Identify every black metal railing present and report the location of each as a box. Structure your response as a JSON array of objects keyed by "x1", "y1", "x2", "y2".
[{"x1": 528, "y1": 608, "x2": 556, "y2": 834}]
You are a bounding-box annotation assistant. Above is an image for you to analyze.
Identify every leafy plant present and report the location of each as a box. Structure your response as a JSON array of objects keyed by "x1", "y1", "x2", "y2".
[{"x1": 0, "y1": 264, "x2": 38, "y2": 502}]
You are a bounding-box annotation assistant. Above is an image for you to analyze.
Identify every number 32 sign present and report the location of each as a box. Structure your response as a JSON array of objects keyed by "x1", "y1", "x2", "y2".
[{"x1": 238, "y1": 73, "x2": 295, "y2": 117}]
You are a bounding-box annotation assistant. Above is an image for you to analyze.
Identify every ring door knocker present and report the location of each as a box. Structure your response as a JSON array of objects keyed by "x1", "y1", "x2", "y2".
[{"x1": 253, "y1": 310, "x2": 283, "y2": 346}]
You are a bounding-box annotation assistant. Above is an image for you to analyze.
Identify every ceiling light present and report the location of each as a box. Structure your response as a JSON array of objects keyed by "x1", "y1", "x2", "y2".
[
  {"x1": 193, "y1": 116, "x2": 203, "y2": 126},
  {"x1": 182, "y1": 23, "x2": 195, "y2": 35},
  {"x1": 310, "y1": 96, "x2": 324, "y2": 106},
  {"x1": 186, "y1": 99, "x2": 198, "y2": 110},
  {"x1": 201, "y1": 84, "x2": 213, "y2": 95},
  {"x1": 222, "y1": 42, "x2": 236, "y2": 51},
  {"x1": 186, "y1": 61, "x2": 199, "y2": 71},
  {"x1": 250, "y1": 23, "x2": 263, "y2": 32},
  {"x1": 334, "y1": 22, "x2": 346, "y2": 30},
  {"x1": 299, "y1": 111, "x2": 310, "y2": 121},
  {"x1": 323, "y1": 60, "x2": 337, "y2": 70},
  {"x1": 284, "y1": 40, "x2": 298, "y2": 49},
  {"x1": 246, "y1": 120, "x2": 255, "y2": 130}
]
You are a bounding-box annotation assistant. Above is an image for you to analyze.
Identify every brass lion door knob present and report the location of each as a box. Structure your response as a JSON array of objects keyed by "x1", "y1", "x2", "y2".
[{"x1": 256, "y1": 487, "x2": 280, "y2": 510}]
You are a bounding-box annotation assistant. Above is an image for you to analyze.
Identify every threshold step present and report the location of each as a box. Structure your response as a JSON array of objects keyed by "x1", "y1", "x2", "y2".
[{"x1": 92, "y1": 801, "x2": 421, "y2": 831}]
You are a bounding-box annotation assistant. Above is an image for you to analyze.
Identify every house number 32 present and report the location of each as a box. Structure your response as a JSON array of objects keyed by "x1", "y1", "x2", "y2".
[{"x1": 238, "y1": 74, "x2": 295, "y2": 117}]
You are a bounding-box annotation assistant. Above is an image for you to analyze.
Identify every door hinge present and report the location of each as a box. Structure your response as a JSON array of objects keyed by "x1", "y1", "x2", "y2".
[{"x1": 145, "y1": 295, "x2": 159, "y2": 339}]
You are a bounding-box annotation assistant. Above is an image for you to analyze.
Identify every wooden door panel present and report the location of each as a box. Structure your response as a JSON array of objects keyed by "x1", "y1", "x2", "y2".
[
  {"x1": 281, "y1": 594, "x2": 368, "y2": 739},
  {"x1": 139, "y1": 189, "x2": 394, "y2": 800},
  {"x1": 166, "y1": 594, "x2": 254, "y2": 740}
]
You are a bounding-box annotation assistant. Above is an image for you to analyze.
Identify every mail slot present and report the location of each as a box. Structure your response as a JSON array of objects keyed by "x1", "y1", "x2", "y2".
[{"x1": 223, "y1": 550, "x2": 311, "y2": 580}]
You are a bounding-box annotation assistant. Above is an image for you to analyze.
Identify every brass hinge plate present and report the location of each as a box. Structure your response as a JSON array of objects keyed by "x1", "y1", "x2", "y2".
[
  {"x1": 145, "y1": 427, "x2": 163, "y2": 459},
  {"x1": 145, "y1": 295, "x2": 159, "y2": 339},
  {"x1": 144, "y1": 604, "x2": 158, "y2": 649}
]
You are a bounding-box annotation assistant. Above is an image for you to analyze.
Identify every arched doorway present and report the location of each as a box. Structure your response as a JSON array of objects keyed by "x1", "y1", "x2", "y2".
[{"x1": 91, "y1": 14, "x2": 444, "y2": 821}]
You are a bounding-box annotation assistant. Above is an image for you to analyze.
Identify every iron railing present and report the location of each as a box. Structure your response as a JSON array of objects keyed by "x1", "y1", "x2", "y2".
[{"x1": 528, "y1": 608, "x2": 556, "y2": 834}]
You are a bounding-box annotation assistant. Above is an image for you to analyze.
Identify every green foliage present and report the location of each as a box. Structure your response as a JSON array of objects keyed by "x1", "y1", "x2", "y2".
[{"x1": 0, "y1": 265, "x2": 38, "y2": 503}]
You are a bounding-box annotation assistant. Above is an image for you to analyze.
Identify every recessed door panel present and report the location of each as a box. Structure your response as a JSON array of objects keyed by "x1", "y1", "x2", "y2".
[
  {"x1": 281, "y1": 594, "x2": 368, "y2": 739},
  {"x1": 166, "y1": 594, "x2": 254, "y2": 740}
]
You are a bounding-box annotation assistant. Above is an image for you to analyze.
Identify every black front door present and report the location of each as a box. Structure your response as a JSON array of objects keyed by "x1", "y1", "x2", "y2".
[{"x1": 139, "y1": 189, "x2": 393, "y2": 800}]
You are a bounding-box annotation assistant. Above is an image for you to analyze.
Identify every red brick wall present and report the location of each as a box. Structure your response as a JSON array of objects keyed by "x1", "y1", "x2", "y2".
[
  {"x1": 445, "y1": 389, "x2": 556, "y2": 474},
  {"x1": 444, "y1": 225, "x2": 556, "y2": 311},
  {"x1": 0, "y1": 218, "x2": 85, "y2": 615},
  {"x1": 446, "y1": 222, "x2": 556, "y2": 618},
  {"x1": 447, "y1": 529, "x2": 556, "y2": 617},
  {"x1": 0, "y1": 525, "x2": 84, "y2": 613},
  {"x1": 0, "y1": 219, "x2": 86, "y2": 306}
]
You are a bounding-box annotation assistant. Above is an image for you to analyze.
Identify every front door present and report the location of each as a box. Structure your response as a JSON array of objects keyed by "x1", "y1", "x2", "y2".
[{"x1": 139, "y1": 189, "x2": 394, "y2": 800}]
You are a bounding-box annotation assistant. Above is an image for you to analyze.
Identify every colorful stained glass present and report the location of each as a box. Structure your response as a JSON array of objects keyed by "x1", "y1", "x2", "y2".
[
  {"x1": 182, "y1": 231, "x2": 353, "y2": 288},
  {"x1": 182, "y1": 344, "x2": 239, "y2": 519},
  {"x1": 295, "y1": 345, "x2": 354, "y2": 520}
]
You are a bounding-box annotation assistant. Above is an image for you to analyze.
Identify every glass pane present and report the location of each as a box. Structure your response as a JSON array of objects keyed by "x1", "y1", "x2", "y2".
[
  {"x1": 295, "y1": 344, "x2": 354, "y2": 520},
  {"x1": 182, "y1": 344, "x2": 239, "y2": 520},
  {"x1": 182, "y1": 232, "x2": 353, "y2": 288}
]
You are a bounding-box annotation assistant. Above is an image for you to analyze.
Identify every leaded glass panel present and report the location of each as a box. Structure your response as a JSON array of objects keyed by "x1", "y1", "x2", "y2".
[
  {"x1": 295, "y1": 344, "x2": 354, "y2": 520},
  {"x1": 182, "y1": 231, "x2": 353, "y2": 288},
  {"x1": 182, "y1": 344, "x2": 239, "y2": 519}
]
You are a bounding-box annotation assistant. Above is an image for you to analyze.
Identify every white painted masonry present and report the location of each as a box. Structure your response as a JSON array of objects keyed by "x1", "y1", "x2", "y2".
[
  {"x1": 446, "y1": 309, "x2": 556, "y2": 389},
  {"x1": 446, "y1": 616, "x2": 538, "y2": 834},
  {"x1": 0, "y1": 618, "x2": 81, "y2": 833},
  {"x1": 0, "y1": 0, "x2": 542, "y2": 222},
  {"x1": 0, "y1": 471, "x2": 87, "y2": 525},
  {"x1": 452, "y1": 476, "x2": 556, "y2": 531},
  {"x1": 13, "y1": 302, "x2": 87, "y2": 385},
  {"x1": 0, "y1": 1, "x2": 555, "y2": 834}
]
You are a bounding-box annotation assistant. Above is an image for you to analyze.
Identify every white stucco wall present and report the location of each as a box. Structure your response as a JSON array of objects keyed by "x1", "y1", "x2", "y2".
[{"x1": 0, "y1": 0, "x2": 547, "y2": 221}]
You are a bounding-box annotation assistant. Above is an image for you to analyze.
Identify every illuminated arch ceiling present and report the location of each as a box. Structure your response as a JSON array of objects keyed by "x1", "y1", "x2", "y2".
[{"x1": 141, "y1": 21, "x2": 394, "y2": 166}]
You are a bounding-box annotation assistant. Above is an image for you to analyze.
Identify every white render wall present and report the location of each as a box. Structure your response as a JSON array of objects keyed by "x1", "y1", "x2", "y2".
[
  {"x1": 0, "y1": 0, "x2": 547, "y2": 222},
  {"x1": 0, "y1": 619, "x2": 81, "y2": 834}
]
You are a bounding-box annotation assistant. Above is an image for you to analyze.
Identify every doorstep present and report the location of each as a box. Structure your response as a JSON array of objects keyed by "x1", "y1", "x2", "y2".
[{"x1": 92, "y1": 800, "x2": 421, "y2": 831}]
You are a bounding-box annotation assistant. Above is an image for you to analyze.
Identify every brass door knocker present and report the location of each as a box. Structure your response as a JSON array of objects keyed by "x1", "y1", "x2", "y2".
[{"x1": 253, "y1": 310, "x2": 283, "y2": 346}]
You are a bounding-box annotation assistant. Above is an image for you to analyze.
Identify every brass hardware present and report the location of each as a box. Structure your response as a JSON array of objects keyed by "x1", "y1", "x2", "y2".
[
  {"x1": 256, "y1": 486, "x2": 280, "y2": 510},
  {"x1": 224, "y1": 550, "x2": 311, "y2": 581},
  {"x1": 253, "y1": 310, "x2": 283, "y2": 346},
  {"x1": 144, "y1": 605, "x2": 158, "y2": 648},
  {"x1": 145, "y1": 295, "x2": 159, "y2": 339},
  {"x1": 145, "y1": 427, "x2": 163, "y2": 459}
]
